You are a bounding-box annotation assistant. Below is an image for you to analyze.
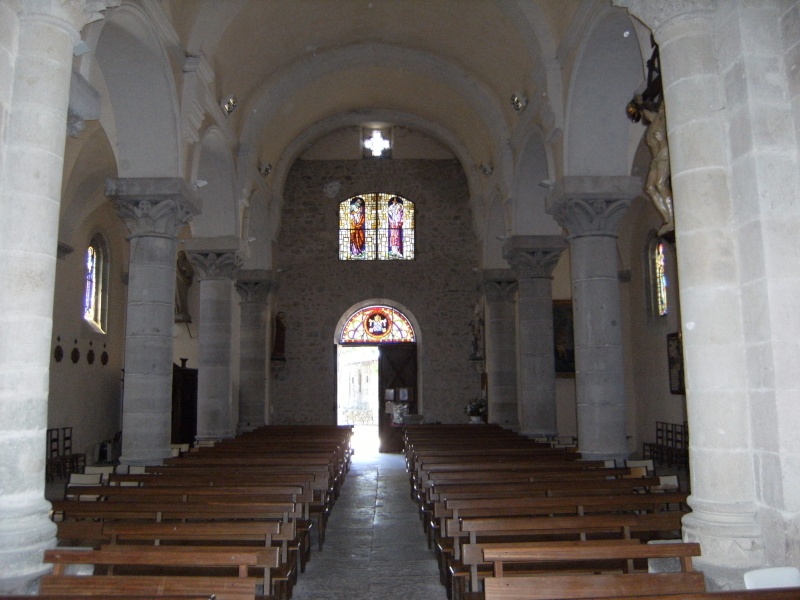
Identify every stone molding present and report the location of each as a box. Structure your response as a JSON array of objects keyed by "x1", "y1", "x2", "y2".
[
  {"x1": 188, "y1": 251, "x2": 242, "y2": 280},
  {"x1": 503, "y1": 235, "x2": 566, "y2": 279},
  {"x1": 612, "y1": 0, "x2": 716, "y2": 35},
  {"x1": 106, "y1": 178, "x2": 196, "y2": 239},
  {"x1": 547, "y1": 177, "x2": 641, "y2": 239}
]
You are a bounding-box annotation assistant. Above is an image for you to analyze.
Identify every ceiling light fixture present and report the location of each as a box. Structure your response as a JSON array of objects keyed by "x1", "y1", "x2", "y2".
[
  {"x1": 510, "y1": 93, "x2": 528, "y2": 114},
  {"x1": 258, "y1": 163, "x2": 272, "y2": 178},
  {"x1": 221, "y1": 95, "x2": 238, "y2": 115},
  {"x1": 480, "y1": 163, "x2": 493, "y2": 176}
]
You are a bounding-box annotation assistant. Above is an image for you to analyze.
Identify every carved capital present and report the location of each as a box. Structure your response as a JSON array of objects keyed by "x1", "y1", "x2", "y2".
[
  {"x1": 236, "y1": 280, "x2": 271, "y2": 304},
  {"x1": 503, "y1": 235, "x2": 566, "y2": 279},
  {"x1": 483, "y1": 270, "x2": 518, "y2": 303},
  {"x1": 612, "y1": 0, "x2": 716, "y2": 37},
  {"x1": 106, "y1": 178, "x2": 197, "y2": 239},
  {"x1": 188, "y1": 251, "x2": 242, "y2": 281},
  {"x1": 19, "y1": 0, "x2": 119, "y2": 40},
  {"x1": 547, "y1": 177, "x2": 640, "y2": 239}
]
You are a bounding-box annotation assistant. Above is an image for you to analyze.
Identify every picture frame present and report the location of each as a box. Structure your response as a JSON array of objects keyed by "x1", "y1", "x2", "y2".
[
  {"x1": 553, "y1": 300, "x2": 575, "y2": 377},
  {"x1": 667, "y1": 332, "x2": 685, "y2": 394}
]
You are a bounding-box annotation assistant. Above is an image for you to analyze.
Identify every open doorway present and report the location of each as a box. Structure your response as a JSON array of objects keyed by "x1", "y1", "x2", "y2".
[
  {"x1": 336, "y1": 303, "x2": 419, "y2": 455},
  {"x1": 337, "y1": 345, "x2": 380, "y2": 456}
]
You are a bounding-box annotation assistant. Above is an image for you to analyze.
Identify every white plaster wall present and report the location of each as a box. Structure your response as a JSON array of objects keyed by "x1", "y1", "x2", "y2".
[{"x1": 48, "y1": 203, "x2": 128, "y2": 459}]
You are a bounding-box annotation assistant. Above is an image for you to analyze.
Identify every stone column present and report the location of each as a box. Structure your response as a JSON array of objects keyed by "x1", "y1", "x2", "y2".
[
  {"x1": 504, "y1": 237, "x2": 567, "y2": 438},
  {"x1": 547, "y1": 177, "x2": 638, "y2": 461},
  {"x1": 482, "y1": 270, "x2": 518, "y2": 429},
  {"x1": 186, "y1": 241, "x2": 243, "y2": 441},
  {"x1": 235, "y1": 271, "x2": 272, "y2": 433},
  {"x1": 0, "y1": 2, "x2": 112, "y2": 593},
  {"x1": 107, "y1": 179, "x2": 196, "y2": 465},
  {"x1": 614, "y1": 0, "x2": 771, "y2": 585}
]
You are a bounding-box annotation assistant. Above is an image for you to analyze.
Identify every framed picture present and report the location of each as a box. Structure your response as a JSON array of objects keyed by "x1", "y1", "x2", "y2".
[
  {"x1": 553, "y1": 300, "x2": 575, "y2": 377},
  {"x1": 667, "y1": 332, "x2": 685, "y2": 394}
]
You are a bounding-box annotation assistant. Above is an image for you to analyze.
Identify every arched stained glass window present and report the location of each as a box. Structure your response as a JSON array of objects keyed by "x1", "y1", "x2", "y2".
[
  {"x1": 647, "y1": 236, "x2": 668, "y2": 317},
  {"x1": 339, "y1": 193, "x2": 415, "y2": 260},
  {"x1": 84, "y1": 234, "x2": 109, "y2": 332},
  {"x1": 340, "y1": 305, "x2": 415, "y2": 343}
]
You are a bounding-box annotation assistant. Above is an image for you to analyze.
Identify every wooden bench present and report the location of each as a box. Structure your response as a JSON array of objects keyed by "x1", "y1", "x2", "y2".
[
  {"x1": 39, "y1": 575, "x2": 258, "y2": 600},
  {"x1": 483, "y1": 571, "x2": 707, "y2": 599}
]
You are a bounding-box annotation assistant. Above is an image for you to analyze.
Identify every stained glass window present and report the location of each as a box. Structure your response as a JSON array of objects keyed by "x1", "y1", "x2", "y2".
[
  {"x1": 648, "y1": 237, "x2": 668, "y2": 316},
  {"x1": 84, "y1": 234, "x2": 109, "y2": 332},
  {"x1": 340, "y1": 305, "x2": 415, "y2": 343},
  {"x1": 339, "y1": 193, "x2": 415, "y2": 260}
]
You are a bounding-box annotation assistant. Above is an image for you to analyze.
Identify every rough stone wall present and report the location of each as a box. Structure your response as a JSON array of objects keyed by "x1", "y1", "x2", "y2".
[{"x1": 272, "y1": 159, "x2": 481, "y2": 425}]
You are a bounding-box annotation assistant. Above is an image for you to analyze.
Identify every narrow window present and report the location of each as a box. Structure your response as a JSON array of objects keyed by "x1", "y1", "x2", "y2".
[
  {"x1": 339, "y1": 193, "x2": 415, "y2": 260},
  {"x1": 647, "y1": 236, "x2": 668, "y2": 317},
  {"x1": 84, "y1": 234, "x2": 109, "y2": 332}
]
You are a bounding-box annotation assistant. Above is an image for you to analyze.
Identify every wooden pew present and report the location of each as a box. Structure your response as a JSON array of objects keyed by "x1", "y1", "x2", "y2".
[
  {"x1": 446, "y1": 512, "x2": 684, "y2": 597},
  {"x1": 483, "y1": 571, "x2": 707, "y2": 599},
  {"x1": 39, "y1": 575, "x2": 258, "y2": 600}
]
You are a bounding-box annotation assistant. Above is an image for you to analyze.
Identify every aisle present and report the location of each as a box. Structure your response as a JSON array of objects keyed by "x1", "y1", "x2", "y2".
[{"x1": 290, "y1": 449, "x2": 447, "y2": 600}]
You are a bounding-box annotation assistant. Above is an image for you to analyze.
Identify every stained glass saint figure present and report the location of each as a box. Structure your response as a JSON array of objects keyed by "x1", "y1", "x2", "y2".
[
  {"x1": 387, "y1": 196, "x2": 404, "y2": 257},
  {"x1": 349, "y1": 197, "x2": 366, "y2": 256}
]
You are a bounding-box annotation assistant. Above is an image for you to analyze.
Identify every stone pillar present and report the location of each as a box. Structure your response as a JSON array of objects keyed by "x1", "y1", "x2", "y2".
[
  {"x1": 614, "y1": 0, "x2": 773, "y2": 585},
  {"x1": 504, "y1": 237, "x2": 567, "y2": 438},
  {"x1": 482, "y1": 270, "x2": 518, "y2": 429},
  {"x1": 547, "y1": 177, "x2": 638, "y2": 461},
  {"x1": 235, "y1": 271, "x2": 272, "y2": 433},
  {"x1": 107, "y1": 178, "x2": 196, "y2": 465},
  {"x1": 0, "y1": 2, "x2": 112, "y2": 592},
  {"x1": 186, "y1": 242, "x2": 242, "y2": 441}
]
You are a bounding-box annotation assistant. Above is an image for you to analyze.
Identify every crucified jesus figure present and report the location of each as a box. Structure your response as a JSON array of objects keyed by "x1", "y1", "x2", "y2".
[{"x1": 641, "y1": 101, "x2": 674, "y2": 234}]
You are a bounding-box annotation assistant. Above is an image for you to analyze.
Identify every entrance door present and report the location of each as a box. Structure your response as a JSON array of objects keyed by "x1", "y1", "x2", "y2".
[{"x1": 378, "y1": 343, "x2": 417, "y2": 453}]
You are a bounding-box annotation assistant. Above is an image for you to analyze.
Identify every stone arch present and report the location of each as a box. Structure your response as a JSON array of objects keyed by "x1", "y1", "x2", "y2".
[
  {"x1": 189, "y1": 127, "x2": 239, "y2": 238},
  {"x1": 564, "y1": 8, "x2": 644, "y2": 176},
  {"x1": 92, "y1": 4, "x2": 182, "y2": 177}
]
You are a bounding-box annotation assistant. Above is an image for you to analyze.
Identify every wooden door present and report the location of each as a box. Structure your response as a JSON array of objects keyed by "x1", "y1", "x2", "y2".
[{"x1": 378, "y1": 343, "x2": 417, "y2": 452}]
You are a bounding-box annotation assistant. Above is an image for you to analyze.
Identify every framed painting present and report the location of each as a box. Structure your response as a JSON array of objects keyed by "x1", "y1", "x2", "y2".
[
  {"x1": 667, "y1": 332, "x2": 685, "y2": 394},
  {"x1": 553, "y1": 300, "x2": 575, "y2": 377}
]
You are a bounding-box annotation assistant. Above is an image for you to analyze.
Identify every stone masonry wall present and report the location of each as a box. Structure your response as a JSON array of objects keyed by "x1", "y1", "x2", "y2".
[{"x1": 272, "y1": 159, "x2": 481, "y2": 425}]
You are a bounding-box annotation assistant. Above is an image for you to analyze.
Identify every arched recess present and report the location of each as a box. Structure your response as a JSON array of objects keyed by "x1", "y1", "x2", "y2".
[
  {"x1": 564, "y1": 9, "x2": 644, "y2": 176},
  {"x1": 190, "y1": 127, "x2": 238, "y2": 238},
  {"x1": 92, "y1": 4, "x2": 182, "y2": 177},
  {"x1": 511, "y1": 129, "x2": 560, "y2": 236},
  {"x1": 334, "y1": 301, "x2": 421, "y2": 453}
]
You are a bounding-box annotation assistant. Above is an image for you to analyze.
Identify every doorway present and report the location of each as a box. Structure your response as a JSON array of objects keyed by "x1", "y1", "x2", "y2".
[
  {"x1": 336, "y1": 303, "x2": 419, "y2": 454},
  {"x1": 336, "y1": 345, "x2": 380, "y2": 456}
]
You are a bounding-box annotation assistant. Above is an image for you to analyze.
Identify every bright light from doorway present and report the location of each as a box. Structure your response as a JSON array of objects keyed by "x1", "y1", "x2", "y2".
[{"x1": 338, "y1": 345, "x2": 380, "y2": 454}]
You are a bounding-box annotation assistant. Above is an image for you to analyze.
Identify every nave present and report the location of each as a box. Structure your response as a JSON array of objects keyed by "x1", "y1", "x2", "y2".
[{"x1": 290, "y1": 450, "x2": 446, "y2": 600}]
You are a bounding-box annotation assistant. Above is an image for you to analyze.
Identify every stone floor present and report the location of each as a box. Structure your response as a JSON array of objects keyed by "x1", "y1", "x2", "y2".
[{"x1": 291, "y1": 449, "x2": 447, "y2": 600}]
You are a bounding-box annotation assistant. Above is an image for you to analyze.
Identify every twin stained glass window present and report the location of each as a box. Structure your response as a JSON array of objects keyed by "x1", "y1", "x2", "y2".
[
  {"x1": 339, "y1": 193, "x2": 415, "y2": 260},
  {"x1": 340, "y1": 305, "x2": 416, "y2": 343}
]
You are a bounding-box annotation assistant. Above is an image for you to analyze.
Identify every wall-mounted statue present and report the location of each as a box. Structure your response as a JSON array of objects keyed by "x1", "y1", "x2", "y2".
[{"x1": 175, "y1": 250, "x2": 194, "y2": 323}]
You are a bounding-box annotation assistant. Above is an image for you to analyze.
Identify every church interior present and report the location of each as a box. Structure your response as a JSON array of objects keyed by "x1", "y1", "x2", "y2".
[{"x1": 1, "y1": 0, "x2": 799, "y2": 596}]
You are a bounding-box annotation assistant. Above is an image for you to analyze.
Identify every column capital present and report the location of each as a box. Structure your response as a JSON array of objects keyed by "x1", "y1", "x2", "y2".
[
  {"x1": 612, "y1": 0, "x2": 716, "y2": 38},
  {"x1": 236, "y1": 270, "x2": 273, "y2": 304},
  {"x1": 482, "y1": 269, "x2": 518, "y2": 303},
  {"x1": 503, "y1": 235, "x2": 566, "y2": 279},
  {"x1": 187, "y1": 251, "x2": 242, "y2": 281},
  {"x1": 18, "y1": 0, "x2": 118, "y2": 42},
  {"x1": 546, "y1": 176, "x2": 640, "y2": 239},
  {"x1": 106, "y1": 178, "x2": 197, "y2": 239}
]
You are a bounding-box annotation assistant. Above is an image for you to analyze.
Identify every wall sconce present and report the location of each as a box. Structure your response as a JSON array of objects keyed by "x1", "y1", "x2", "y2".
[
  {"x1": 538, "y1": 179, "x2": 555, "y2": 189},
  {"x1": 480, "y1": 163, "x2": 493, "y2": 177},
  {"x1": 192, "y1": 179, "x2": 208, "y2": 189},
  {"x1": 258, "y1": 163, "x2": 272, "y2": 178},
  {"x1": 221, "y1": 95, "x2": 238, "y2": 115},
  {"x1": 510, "y1": 93, "x2": 528, "y2": 114}
]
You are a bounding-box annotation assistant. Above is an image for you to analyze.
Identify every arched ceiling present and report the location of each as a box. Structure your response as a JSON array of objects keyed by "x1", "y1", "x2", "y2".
[{"x1": 160, "y1": 0, "x2": 582, "y2": 174}]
